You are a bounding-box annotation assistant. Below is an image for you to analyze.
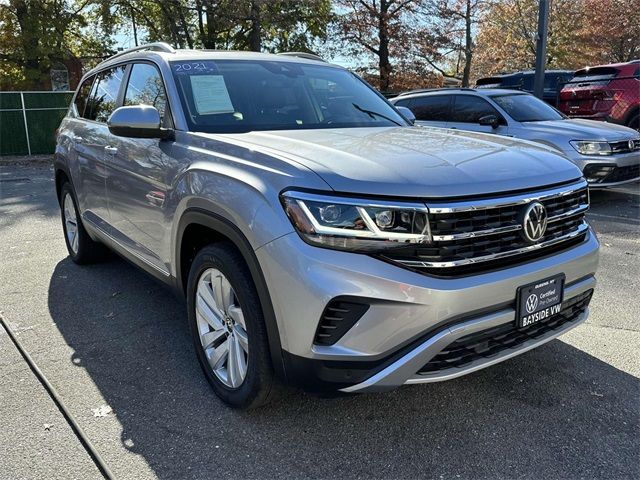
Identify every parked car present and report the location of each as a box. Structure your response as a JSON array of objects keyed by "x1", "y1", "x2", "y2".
[
  {"x1": 392, "y1": 88, "x2": 640, "y2": 188},
  {"x1": 476, "y1": 70, "x2": 573, "y2": 106},
  {"x1": 55, "y1": 44, "x2": 599, "y2": 408},
  {"x1": 558, "y1": 60, "x2": 640, "y2": 131}
]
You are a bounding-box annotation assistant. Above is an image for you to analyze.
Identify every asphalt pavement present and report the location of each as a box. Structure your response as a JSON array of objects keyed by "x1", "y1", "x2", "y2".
[{"x1": 0, "y1": 162, "x2": 638, "y2": 480}]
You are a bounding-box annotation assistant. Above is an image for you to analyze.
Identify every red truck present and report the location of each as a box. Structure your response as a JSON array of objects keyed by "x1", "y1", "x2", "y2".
[{"x1": 559, "y1": 60, "x2": 640, "y2": 131}]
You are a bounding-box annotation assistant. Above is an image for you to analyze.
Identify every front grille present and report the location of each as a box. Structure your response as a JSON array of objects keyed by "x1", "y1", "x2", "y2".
[
  {"x1": 609, "y1": 139, "x2": 640, "y2": 154},
  {"x1": 382, "y1": 181, "x2": 589, "y2": 276},
  {"x1": 418, "y1": 289, "x2": 593, "y2": 374}
]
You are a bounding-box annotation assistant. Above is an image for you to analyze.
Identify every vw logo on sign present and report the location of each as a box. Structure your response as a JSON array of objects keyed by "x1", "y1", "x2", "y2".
[
  {"x1": 525, "y1": 294, "x2": 539, "y2": 313},
  {"x1": 522, "y1": 202, "x2": 548, "y2": 242}
]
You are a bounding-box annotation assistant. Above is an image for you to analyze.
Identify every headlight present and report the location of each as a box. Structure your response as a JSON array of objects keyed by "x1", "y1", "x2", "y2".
[
  {"x1": 570, "y1": 140, "x2": 612, "y2": 156},
  {"x1": 280, "y1": 191, "x2": 431, "y2": 252}
]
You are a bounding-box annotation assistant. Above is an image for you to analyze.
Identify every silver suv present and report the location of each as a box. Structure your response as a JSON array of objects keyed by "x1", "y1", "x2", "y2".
[{"x1": 55, "y1": 43, "x2": 599, "y2": 408}]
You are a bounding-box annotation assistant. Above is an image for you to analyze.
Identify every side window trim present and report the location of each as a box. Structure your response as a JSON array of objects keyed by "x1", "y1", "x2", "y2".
[{"x1": 124, "y1": 60, "x2": 174, "y2": 129}]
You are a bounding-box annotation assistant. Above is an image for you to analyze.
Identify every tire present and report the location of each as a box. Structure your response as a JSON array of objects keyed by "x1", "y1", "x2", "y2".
[
  {"x1": 187, "y1": 243, "x2": 280, "y2": 409},
  {"x1": 59, "y1": 182, "x2": 107, "y2": 264}
]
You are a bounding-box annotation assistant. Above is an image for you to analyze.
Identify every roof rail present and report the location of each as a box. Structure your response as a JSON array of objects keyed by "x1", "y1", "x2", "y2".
[
  {"x1": 278, "y1": 52, "x2": 325, "y2": 62},
  {"x1": 108, "y1": 42, "x2": 176, "y2": 61},
  {"x1": 398, "y1": 87, "x2": 476, "y2": 96}
]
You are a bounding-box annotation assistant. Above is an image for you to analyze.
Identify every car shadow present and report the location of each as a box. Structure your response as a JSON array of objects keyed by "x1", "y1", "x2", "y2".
[{"x1": 47, "y1": 256, "x2": 639, "y2": 479}]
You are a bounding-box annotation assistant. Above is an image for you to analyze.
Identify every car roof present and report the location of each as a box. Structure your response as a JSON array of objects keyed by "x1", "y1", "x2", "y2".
[
  {"x1": 573, "y1": 59, "x2": 639, "y2": 73},
  {"x1": 393, "y1": 88, "x2": 529, "y2": 100},
  {"x1": 477, "y1": 70, "x2": 574, "y2": 80},
  {"x1": 85, "y1": 45, "x2": 335, "y2": 78}
]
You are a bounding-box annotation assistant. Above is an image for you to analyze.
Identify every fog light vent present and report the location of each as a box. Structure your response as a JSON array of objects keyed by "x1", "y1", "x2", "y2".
[{"x1": 314, "y1": 300, "x2": 370, "y2": 346}]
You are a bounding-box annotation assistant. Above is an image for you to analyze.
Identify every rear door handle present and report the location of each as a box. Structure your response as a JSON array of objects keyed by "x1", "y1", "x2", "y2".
[{"x1": 104, "y1": 146, "x2": 118, "y2": 155}]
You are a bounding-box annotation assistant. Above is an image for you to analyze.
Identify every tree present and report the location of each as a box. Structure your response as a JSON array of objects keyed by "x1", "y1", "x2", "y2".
[
  {"x1": 412, "y1": 0, "x2": 485, "y2": 86},
  {"x1": 333, "y1": 0, "x2": 424, "y2": 91},
  {"x1": 107, "y1": 1, "x2": 332, "y2": 53},
  {"x1": 471, "y1": 0, "x2": 640, "y2": 80},
  {"x1": 581, "y1": 0, "x2": 640, "y2": 63},
  {"x1": 0, "y1": 0, "x2": 110, "y2": 90}
]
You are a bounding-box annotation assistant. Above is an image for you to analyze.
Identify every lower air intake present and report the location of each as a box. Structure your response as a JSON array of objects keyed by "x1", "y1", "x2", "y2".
[{"x1": 314, "y1": 300, "x2": 369, "y2": 346}]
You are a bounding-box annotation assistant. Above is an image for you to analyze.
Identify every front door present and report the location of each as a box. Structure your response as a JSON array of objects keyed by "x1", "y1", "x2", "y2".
[
  {"x1": 447, "y1": 94, "x2": 509, "y2": 135},
  {"x1": 105, "y1": 62, "x2": 176, "y2": 274}
]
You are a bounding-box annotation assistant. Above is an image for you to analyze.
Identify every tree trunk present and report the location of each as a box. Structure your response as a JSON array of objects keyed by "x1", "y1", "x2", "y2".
[
  {"x1": 130, "y1": 5, "x2": 138, "y2": 46},
  {"x1": 378, "y1": 0, "x2": 391, "y2": 91},
  {"x1": 249, "y1": 0, "x2": 261, "y2": 52},
  {"x1": 461, "y1": 0, "x2": 473, "y2": 87}
]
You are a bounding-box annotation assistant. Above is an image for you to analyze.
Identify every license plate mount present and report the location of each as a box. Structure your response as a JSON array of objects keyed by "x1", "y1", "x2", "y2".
[{"x1": 516, "y1": 274, "x2": 565, "y2": 328}]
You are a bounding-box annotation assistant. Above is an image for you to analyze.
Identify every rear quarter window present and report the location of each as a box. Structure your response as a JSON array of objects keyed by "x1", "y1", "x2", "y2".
[{"x1": 74, "y1": 75, "x2": 95, "y2": 118}]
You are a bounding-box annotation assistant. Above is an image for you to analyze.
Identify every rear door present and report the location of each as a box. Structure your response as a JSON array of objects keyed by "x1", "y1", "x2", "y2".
[
  {"x1": 73, "y1": 65, "x2": 126, "y2": 231},
  {"x1": 105, "y1": 62, "x2": 176, "y2": 273},
  {"x1": 403, "y1": 95, "x2": 450, "y2": 128},
  {"x1": 448, "y1": 94, "x2": 508, "y2": 135}
]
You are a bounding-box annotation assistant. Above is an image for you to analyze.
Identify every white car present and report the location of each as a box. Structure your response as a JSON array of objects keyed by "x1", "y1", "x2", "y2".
[{"x1": 392, "y1": 88, "x2": 640, "y2": 188}]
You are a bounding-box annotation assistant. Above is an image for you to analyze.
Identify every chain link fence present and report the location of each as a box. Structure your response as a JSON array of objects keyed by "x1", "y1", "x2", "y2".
[
  {"x1": 0, "y1": 91, "x2": 73, "y2": 156},
  {"x1": 555, "y1": 76, "x2": 640, "y2": 131}
]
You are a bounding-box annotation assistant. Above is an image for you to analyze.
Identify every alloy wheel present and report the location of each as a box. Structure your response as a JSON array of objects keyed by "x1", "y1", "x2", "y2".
[
  {"x1": 195, "y1": 268, "x2": 249, "y2": 388},
  {"x1": 63, "y1": 193, "x2": 79, "y2": 254}
]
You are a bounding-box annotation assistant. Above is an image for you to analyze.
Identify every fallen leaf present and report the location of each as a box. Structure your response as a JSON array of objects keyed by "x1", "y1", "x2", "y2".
[
  {"x1": 111, "y1": 292, "x2": 121, "y2": 298},
  {"x1": 43, "y1": 423, "x2": 53, "y2": 431},
  {"x1": 92, "y1": 405, "x2": 113, "y2": 417},
  {"x1": 604, "y1": 243, "x2": 612, "y2": 247},
  {"x1": 104, "y1": 312, "x2": 116, "y2": 319}
]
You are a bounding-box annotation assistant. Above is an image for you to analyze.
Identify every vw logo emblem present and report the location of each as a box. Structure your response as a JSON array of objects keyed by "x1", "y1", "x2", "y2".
[
  {"x1": 629, "y1": 139, "x2": 635, "y2": 151},
  {"x1": 525, "y1": 294, "x2": 539, "y2": 313},
  {"x1": 522, "y1": 202, "x2": 548, "y2": 242}
]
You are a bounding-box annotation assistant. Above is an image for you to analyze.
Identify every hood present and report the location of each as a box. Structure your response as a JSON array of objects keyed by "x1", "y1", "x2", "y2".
[
  {"x1": 199, "y1": 127, "x2": 582, "y2": 198},
  {"x1": 524, "y1": 118, "x2": 638, "y2": 141}
]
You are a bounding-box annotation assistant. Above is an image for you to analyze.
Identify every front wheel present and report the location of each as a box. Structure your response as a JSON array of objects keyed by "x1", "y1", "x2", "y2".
[
  {"x1": 626, "y1": 112, "x2": 639, "y2": 132},
  {"x1": 187, "y1": 243, "x2": 280, "y2": 408}
]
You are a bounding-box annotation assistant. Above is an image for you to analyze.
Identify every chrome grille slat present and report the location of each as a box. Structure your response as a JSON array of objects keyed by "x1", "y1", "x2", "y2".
[
  {"x1": 382, "y1": 181, "x2": 590, "y2": 275},
  {"x1": 427, "y1": 179, "x2": 588, "y2": 214},
  {"x1": 390, "y1": 222, "x2": 588, "y2": 269}
]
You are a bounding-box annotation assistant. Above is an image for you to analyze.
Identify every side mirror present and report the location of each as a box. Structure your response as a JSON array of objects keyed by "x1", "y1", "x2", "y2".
[
  {"x1": 479, "y1": 114, "x2": 500, "y2": 129},
  {"x1": 107, "y1": 105, "x2": 173, "y2": 139},
  {"x1": 396, "y1": 106, "x2": 416, "y2": 125}
]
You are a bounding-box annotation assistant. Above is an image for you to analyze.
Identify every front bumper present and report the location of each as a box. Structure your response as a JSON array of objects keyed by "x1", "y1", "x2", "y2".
[
  {"x1": 256, "y1": 228, "x2": 599, "y2": 391},
  {"x1": 562, "y1": 149, "x2": 640, "y2": 188}
]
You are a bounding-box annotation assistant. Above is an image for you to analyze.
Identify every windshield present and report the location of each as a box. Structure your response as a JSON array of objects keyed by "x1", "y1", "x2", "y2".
[
  {"x1": 491, "y1": 93, "x2": 565, "y2": 122},
  {"x1": 170, "y1": 60, "x2": 406, "y2": 133}
]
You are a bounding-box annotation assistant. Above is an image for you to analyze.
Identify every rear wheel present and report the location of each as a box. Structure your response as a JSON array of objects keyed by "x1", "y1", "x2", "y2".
[
  {"x1": 59, "y1": 182, "x2": 107, "y2": 264},
  {"x1": 187, "y1": 243, "x2": 280, "y2": 408}
]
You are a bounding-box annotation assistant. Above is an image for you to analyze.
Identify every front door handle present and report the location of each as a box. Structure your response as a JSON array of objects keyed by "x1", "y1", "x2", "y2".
[{"x1": 104, "y1": 146, "x2": 118, "y2": 155}]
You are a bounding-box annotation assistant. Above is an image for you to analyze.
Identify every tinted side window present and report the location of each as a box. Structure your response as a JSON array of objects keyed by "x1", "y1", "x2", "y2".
[
  {"x1": 410, "y1": 95, "x2": 450, "y2": 121},
  {"x1": 393, "y1": 98, "x2": 412, "y2": 108},
  {"x1": 74, "y1": 75, "x2": 94, "y2": 118},
  {"x1": 85, "y1": 65, "x2": 126, "y2": 122},
  {"x1": 124, "y1": 63, "x2": 168, "y2": 121},
  {"x1": 451, "y1": 95, "x2": 500, "y2": 123}
]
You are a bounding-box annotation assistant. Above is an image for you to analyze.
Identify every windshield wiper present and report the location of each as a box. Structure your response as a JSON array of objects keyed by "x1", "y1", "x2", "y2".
[{"x1": 352, "y1": 103, "x2": 403, "y2": 126}]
